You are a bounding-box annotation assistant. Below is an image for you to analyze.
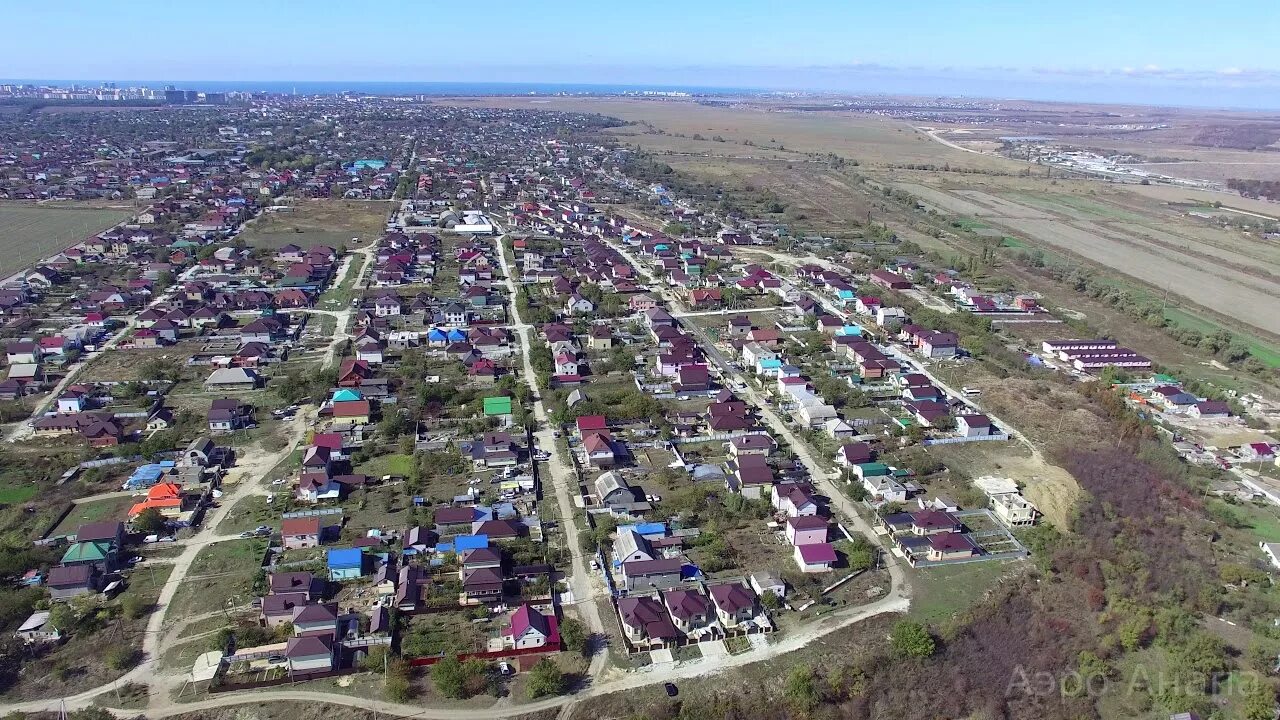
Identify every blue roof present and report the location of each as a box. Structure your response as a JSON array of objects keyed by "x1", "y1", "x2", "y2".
[
  {"x1": 327, "y1": 548, "x2": 363, "y2": 568},
  {"x1": 433, "y1": 542, "x2": 454, "y2": 554},
  {"x1": 453, "y1": 535, "x2": 489, "y2": 551},
  {"x1": 837, "y1": 325, "x2": 863, "y2": 336},
  {"x1": 447, "y1": 329, "x2": 467, "y2": 342},
  {"x1": 758, "y1": 358, "x2": 783, "y2": 369},
  {"x1": 620, "y1": 522, "x2": 666, "y2": 537},
  {"x1": 124, "y1": 461, "x2": 176, "y2": 488},
  {"x1": 427, "y1": 328, "x2": 447, "y2": 341},
  {"x1": 332, "y1": 388, "x2": 362, "y2": 402}
]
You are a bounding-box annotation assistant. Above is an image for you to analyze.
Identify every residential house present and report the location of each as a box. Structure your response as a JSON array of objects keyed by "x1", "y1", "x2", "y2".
[
  {"x1": 46, "y1": 565, "x2": 100, "y2": 601},
  {"x1": 793, "y1": 542, "x2": 837, "y2": 573},
  {"x1": 662, "y1": 587, "x2": 712, "y2": 635},
  {"x1": 707, "y1": 582, "x2": 757, "y2": 628},
  {"x1": 617, "y1": 595, "x2": 681, "y2": 645},
  {"x1": 502, "y1": 604, "x2": 559, "y2": 650}
]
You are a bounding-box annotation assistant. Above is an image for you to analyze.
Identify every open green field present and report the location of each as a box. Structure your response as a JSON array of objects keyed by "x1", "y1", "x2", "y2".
[
  {"x1": 354, "y1": 452, "x2": 415, "y2": 478},
  {"x1": 51, "y1": 496, "x2": 135, "y2": 536},
  {"x1": 239, "y1": 199, "x2": 391, "y2": 249},
  {"x1": 0, "y1": 203, "x2": 132, "y2": 276},
  {"x1": 0, "y1": 481, "x2": 38, "y2": 505},
  {"x1": 1163, "y1": 307, "x2": 1280, "y2": 369},
  {"x1": 907, "y1": 559, "x2": 1024, "y2": 624}
]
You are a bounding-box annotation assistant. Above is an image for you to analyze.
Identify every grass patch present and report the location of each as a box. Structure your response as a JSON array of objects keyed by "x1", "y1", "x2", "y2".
[
  {"x1": 355, "y1": 453, "x2": 415, "y2": 478},
  {"x1": 1163, "y1": 307, "x2": 1280, "y2": 368},
  {"x1": 51, "y1": 496, "x2": 135, "y2": 536},
  {"x1": 0, "y1": 203, "x2": 132, "y2": 276},
  {"x1": 240, "y1": 199, "x2": 390, "y2": 249},
  {"x1": 1217, "y1": 500, "x2": 1280, "y2": 543},
  {"x1": 0, "y1": 483, "x2": 38, "y2": 504},
  {"x1": 168, "y1": 539, "x2": 267, "y2": 617},
  {"x1": 907, "y1": 559, "x2": 1022, "y2": 624}
]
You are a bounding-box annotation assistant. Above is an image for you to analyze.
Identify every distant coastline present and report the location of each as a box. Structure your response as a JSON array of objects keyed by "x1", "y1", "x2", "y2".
[{"x1": 0, "y1": 80, "x2": 765, "y2": 96}]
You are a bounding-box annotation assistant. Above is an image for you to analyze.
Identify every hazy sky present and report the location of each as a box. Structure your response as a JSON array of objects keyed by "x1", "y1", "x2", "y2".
[{"x1": 6, "y1": 0, "x2": 1280, "y2": 107}]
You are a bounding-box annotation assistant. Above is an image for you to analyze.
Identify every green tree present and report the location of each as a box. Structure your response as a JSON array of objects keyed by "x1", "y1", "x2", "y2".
[
  {"x1": 48, "y1": 603, "x2": 74, "y2": 634},
  {"x1": 890, "y1": 620, "x2": 936, "y2": 659},
  {"x1": 132, "y1": 507, "x2": 166, "y2": 535},
  {"x1": 526, "y1": 658, "x2": 565, "y2": 699},
  {"x1": 559, "y1": 617, "x2": 589, "y2": 656},
  {"x1": 431, "y1": 655, "x2": 466, "y2": 699},
  {"x1": 120, "y1": 593, "x2": 145, "y2": 620}
]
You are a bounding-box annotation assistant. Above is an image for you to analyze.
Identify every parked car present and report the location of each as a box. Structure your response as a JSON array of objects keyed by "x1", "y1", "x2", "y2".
[{"x1": 664, "y1": 683, "x2": 679, "y2": 697}]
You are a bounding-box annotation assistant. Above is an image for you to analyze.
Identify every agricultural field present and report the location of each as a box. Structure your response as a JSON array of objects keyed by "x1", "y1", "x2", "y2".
[
  {"x1": 238, "y1": 199, "x2": 391, "y2": 249},
  {"x1": 435, "y1": 96, "x2": 1023, "y2": 172},
  {"x1": 0, "y1": 202, "x2": 133, "y2": 277},
  {"x1": 893, "y1": 174, "x2": 1280, "y2": 338}
]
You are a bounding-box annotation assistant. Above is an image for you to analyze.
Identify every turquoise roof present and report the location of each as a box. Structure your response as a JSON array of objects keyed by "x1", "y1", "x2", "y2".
[{"x1": 332, "y1": 388, "x2": 363, "y2": 402}]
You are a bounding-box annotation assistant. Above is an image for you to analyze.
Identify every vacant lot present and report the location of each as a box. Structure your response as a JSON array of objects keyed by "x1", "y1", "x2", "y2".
[
  {"x1": 169, "y1": 538, "x2": 267, "y2": 617},
  {"x1": 239, "y1": 199, "x2": 391, "y2": 249},
  {"x1": 0, "y1": 203, "x2": 132, "y2": 278},
  {"x1": 51, "y1": 496, "x2": 135, "y2": 536}
]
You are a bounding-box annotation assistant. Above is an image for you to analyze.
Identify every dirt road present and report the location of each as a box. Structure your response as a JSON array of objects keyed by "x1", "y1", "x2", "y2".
[{"x1": 492, "y1": 231, "x2": 608, "y2": 671}]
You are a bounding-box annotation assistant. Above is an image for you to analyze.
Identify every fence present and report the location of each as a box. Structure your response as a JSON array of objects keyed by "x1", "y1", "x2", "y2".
[
  {"x1": 672, "y1": 430, "x2": 770, "y2": 445},
  {"x1": 406, "y1": 641, "x2": 561, "y2": 667},
  {"x1": 210, "y1": 667, "x2": 357, "y2": 693},
  {"x1": 923, "y1": 433, "x2": 1010, "y2": 447}
]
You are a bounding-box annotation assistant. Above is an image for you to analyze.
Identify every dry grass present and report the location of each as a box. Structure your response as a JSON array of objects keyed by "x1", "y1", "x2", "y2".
[
  {"x1": 240, "y1": 199, "x2": 391, "y2": 249},
  {"x1": 0, "y1": 202, "x2": 133, "y2": 277},
  {"x1": 433, "y1": 97, "x2": 1023, "y2": 171}
]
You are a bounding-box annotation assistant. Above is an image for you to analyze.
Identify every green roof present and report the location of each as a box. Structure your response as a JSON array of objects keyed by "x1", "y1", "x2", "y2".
[
  {"x1": 484, "y1": 396, "x2": 513, "y2": 416},
  {"x1": 61, "y1": 541, "x2": 110, "y2": 564},
  {"x1": 856, "y1": 462, "x2": 891, "y2": 477}
]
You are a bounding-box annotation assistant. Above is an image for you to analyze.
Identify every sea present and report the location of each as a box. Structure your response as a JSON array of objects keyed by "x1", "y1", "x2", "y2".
[{"x1": 1, "y1": 80, "x2": 765, "y2": 97}]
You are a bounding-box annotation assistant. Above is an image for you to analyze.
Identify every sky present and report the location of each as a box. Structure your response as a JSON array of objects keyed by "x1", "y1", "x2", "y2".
[{"x1": 6, "y1": 0, "x2": 1280, "y2": 108}]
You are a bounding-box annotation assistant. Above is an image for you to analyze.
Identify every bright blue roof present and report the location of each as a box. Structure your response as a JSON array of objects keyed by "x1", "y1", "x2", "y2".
[
  {"x1": 327, "y1": 548, "x2": 363, "y2": 568},
  {"x1": 621, "y1": 522, "x2": 666, "y2": 536},
  {"x1": 447, "y1": 329, "x2": 467, "y2": 342},
  {"x1": 332, "y1": 388, "x2": 362, "y2": 402},
  {"x1": 758, "y1": 358, "x2": 783, "y2": 369},
  {"x1": 453, "y1": 535, "x2": 489, "y2": 551},
  {"x1": 838, "y1": 325, "x2": 863, "y2": 336},
  {"x1": 125, "y1": 461, "x2": 177, "y2": 488},
  {"x1": 428, "y1": 328, "x2": 447, "y2": 340}
]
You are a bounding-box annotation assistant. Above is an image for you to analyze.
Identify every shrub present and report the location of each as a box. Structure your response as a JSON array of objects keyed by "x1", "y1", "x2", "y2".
[{"x1": 890, "y1": 621, "x2": 936, "y2": 658}]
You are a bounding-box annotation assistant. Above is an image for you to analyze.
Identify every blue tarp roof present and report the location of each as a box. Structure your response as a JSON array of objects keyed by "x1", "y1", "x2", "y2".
[
  {"x1": 454, "y1": 535, "x2": 488, "y2": 551},
  {"x1": 327, "y1": 548, "x2": 363, "y2": 568},
  {"x1": 620, "y1": 522, "x2": 666, "y2": 537},
  {"x1": 125, "y1": 461, "x2": 176, "y2": 488}
]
